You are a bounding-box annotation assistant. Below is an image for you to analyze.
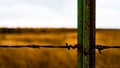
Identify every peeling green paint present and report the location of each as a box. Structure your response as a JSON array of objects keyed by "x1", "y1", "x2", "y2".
[
  {"x1": 83, "y1": 0, "x2": 90, "y2": 68},
  {"x1": 78, "y1": 0, "x2": 95, "y2": 68}
]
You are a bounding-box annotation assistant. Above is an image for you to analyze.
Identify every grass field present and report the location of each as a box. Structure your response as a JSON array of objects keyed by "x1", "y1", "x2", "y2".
[
  {"x1": 96, "y1": 29, "x2": 120, "y2": 68},
  {"x1": 0, "y1": 28, "x2": 120, "y2": 68}
]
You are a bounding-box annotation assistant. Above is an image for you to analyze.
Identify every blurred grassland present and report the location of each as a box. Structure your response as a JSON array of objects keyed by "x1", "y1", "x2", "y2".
[
  {"x1": 96, "y1": 29, "x2": 120, "y2": 68},
  {"x1": 0, "y1": 28, "x2": 120, "y2": 68},
  {"x1": 0, "y1": 28, "x2": 77, "y2": 68}
]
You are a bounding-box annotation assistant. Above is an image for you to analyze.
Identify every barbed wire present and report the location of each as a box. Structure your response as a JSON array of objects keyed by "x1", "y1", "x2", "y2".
[
  {"x1": 0, "y1": 43, "x2": 120, "y2": 54},
  {"x1": 83, "y1": 45, "x2": 120, "y2": 55},
  {"x1": 96, "y1": 45, "x2": 120, "y2": 54},
  {"x1": 0, "y1": 43, "x2": 77, "y2": 50}
]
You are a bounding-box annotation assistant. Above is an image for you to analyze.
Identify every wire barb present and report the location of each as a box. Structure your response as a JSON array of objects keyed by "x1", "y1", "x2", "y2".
[{"x1": 95, "y1": 45, "x2": 120, "y2": 54}]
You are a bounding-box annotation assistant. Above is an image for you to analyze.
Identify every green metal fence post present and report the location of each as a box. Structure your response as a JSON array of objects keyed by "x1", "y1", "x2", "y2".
[
  {"x1": 78, "y1": 0, "x2": 83, "y2": 68},
  {"x1": 78, "y1": 0, "x2": 95, "y2": 68}
]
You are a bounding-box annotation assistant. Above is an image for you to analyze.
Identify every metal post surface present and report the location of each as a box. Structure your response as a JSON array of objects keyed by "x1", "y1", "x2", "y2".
[
  {"x1": 78, "y1": 0, "x2": 83, "y2": 68},
  {"x1": 78, "y1": 0, "x2": 95, "y2": 68}
]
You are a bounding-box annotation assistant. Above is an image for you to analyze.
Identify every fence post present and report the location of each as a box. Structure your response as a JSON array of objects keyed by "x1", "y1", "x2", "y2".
[{"x1": 78, "y1": 0, "x2": 95, "y2": 68}]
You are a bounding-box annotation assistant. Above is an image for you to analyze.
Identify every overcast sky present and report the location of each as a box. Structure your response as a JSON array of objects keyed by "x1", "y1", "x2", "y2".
[
  {"x1": 0, "y1": 0, "x2": 120, "y2": 28},
  {"x1": 96, "y1": 0, "x2": 120, "y2": 29}
]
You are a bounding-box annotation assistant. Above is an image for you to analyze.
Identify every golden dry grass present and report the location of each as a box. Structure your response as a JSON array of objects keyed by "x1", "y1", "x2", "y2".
[
  {"x1": 0, "y1": 28, "x2": 120, "y2": 68},
  {"x1": 96, "y1": 29, "x2": 120, "y2": 68},
  {"x1": 0, "y1": 28, "x2": 77, "y2": 68}
]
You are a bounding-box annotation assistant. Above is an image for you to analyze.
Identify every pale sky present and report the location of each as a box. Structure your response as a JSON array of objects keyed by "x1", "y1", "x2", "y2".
[
  {"x1": 96, "y1": 0, "x2": 120, "y2": 29},
  {"x1": 0, "y1": 0, "x2": 120, "y2": 28}
]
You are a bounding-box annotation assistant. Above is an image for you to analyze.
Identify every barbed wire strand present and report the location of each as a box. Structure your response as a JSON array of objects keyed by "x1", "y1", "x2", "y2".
[
  {"x1": 0, "y1": 43, "x2": 77, "y2": 50},
  {"x1": 96, "y1": 45, "x2": 120, "y2": 54},
  {"x1": 0, "y1": 43, "x2": 120, "y2": 54}
]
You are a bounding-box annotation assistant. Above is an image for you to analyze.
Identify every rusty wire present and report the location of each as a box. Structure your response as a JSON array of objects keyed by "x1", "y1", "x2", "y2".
[
  {"x1": 83, "y1": 45, "x2": 120, "y2": 55},
  {"x1": 0, "y1": 43, "x2": 120, "y2": 54},
  {"x1": 0, "y1": 43, "x2": 77, "y2": 50},
  {"x1": 96, "y1": 45, "x2": 120, "y2": 54}
]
